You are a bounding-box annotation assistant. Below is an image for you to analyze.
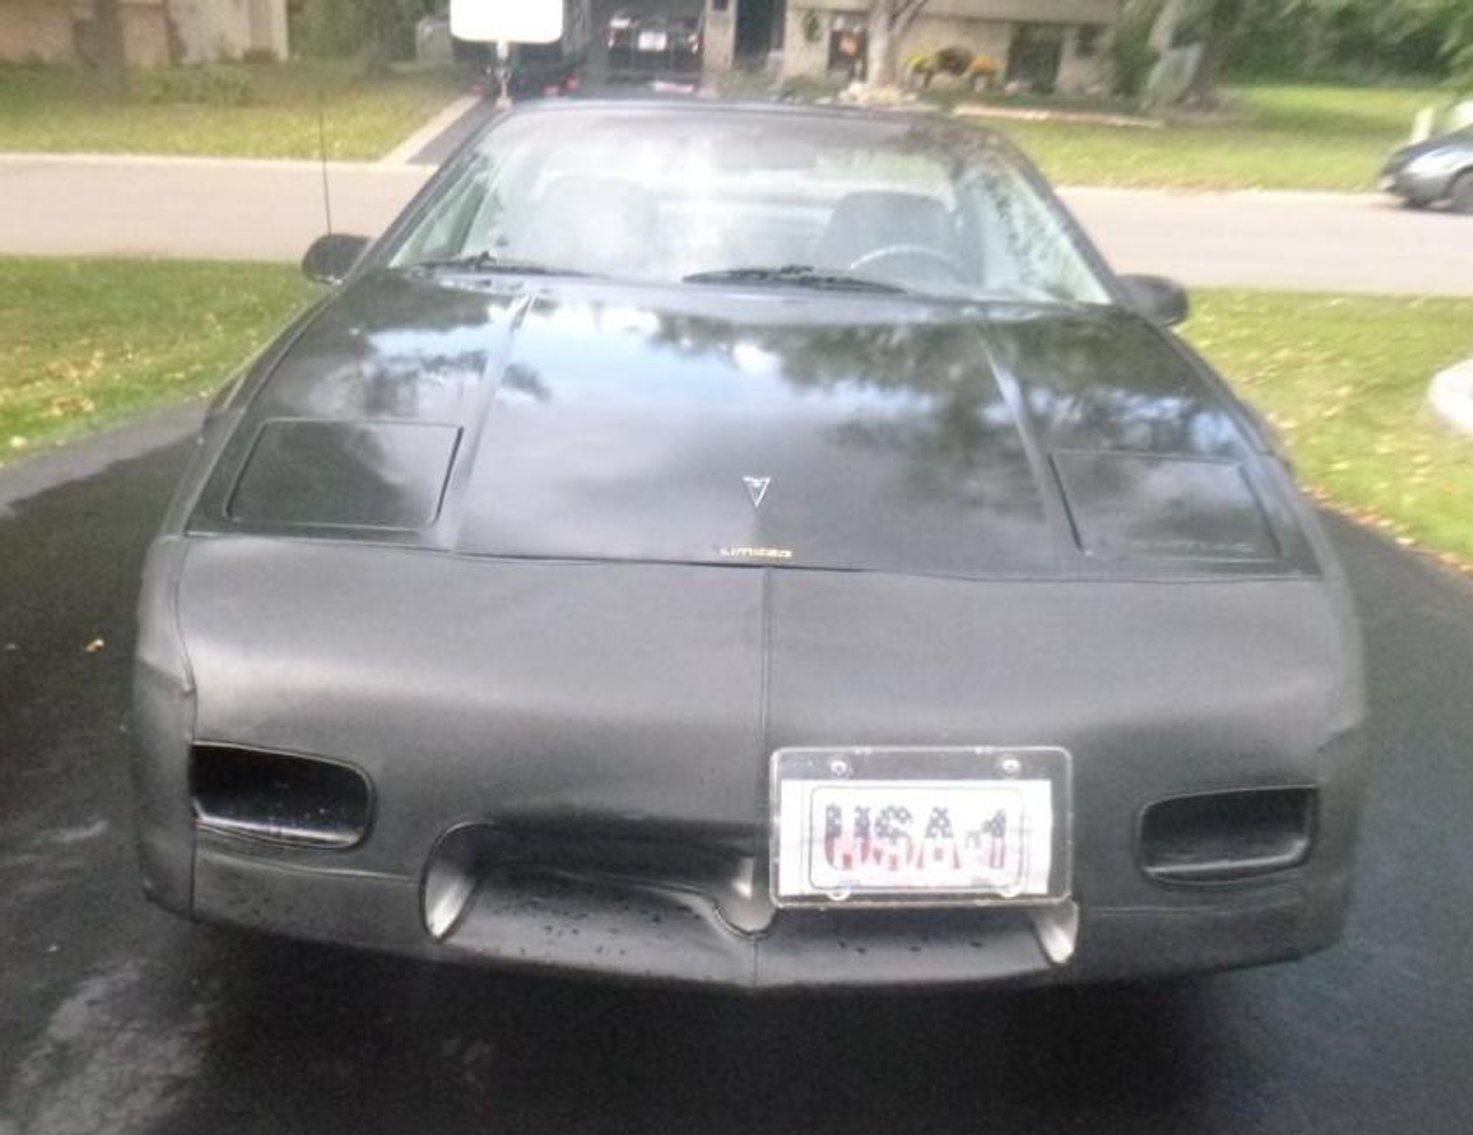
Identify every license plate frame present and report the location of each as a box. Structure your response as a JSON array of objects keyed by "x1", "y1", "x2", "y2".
[
  {"x1": 769, "y1": 747, "x2": 1072, "y2": 908},
  {"x1": 637, "y1": 30, "x2": 669, "y2": 52}
]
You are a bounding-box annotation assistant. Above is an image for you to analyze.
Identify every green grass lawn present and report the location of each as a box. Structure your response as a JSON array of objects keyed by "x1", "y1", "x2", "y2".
[
  {"x1": 1, "y1": 258, "x2": 1469, "y2": 570},
  {"x1": 987, "y1": 84, "x2": 1447, "y2": 191},
  {"x1": 0, "y1": 259, "x2": 313, "y2": 465},
  {"x1": 1189, "y1": 290, "x2": 1473, "y2": 568},
  {"x1": 0, "y1": 62, "x2": 466, "y2": 160}
]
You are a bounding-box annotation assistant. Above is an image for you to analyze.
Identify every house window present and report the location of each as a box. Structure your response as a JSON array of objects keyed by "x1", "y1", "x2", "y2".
[
  {"x1": 1076, "y1": 25, "x2": 1103, "y2": 58},
  {"x1": 1007, "y1": 24, "x2": 1066, "y2": 93},
  {"x1": 828, "y1": 14, "x2": 868, "y2": 81}
]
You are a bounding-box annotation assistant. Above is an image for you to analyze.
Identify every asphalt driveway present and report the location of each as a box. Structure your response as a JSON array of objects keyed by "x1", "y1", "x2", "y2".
[{"x1": 1, "y1": 412, "x2": 1471, "y2": 1134}]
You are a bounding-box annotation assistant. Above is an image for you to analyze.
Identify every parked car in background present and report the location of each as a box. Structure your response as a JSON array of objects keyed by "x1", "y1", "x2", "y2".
[
  {"x1": 606, "y1": 8, "x2": 702, "y2": 87},
  {"x1": 134, "y1": 101, "x2": 1367, "y2": 991},
  {"x1": 505, "y1": 40, "x2": 584, "y2": 101},
  {"x1": 1381, "y1": 127, "x2": 1473, "y2": 213},
  {"x1": 455, "y1": 39, "x2": 584, "y2": 102}
]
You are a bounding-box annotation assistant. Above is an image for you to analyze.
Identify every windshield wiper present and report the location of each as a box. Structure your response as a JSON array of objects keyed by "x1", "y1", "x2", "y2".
[
  {"x1": 404, "y1": 252, "x2": 596, "y2": 278},
  {"x1": 682, "y1": 265, "x2": 906, "y2": 294}
]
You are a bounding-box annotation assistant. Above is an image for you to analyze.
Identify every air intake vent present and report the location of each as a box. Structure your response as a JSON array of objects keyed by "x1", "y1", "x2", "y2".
[
  {"x1": 1140, "y1": 787, "x2": 1315, "y2": 884},
  {"x1": 192, "y1": 746, "x2": 371, "y2": 849}
]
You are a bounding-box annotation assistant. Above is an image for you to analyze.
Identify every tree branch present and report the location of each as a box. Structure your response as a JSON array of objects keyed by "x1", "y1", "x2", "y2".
[{"x1": 892, "y1": 0, "x2": 932, "y2": 37}]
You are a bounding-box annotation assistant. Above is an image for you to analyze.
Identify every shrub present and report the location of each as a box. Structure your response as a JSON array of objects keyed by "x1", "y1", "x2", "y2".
[{"x1": 905, "y1": 48, "x2": 1000, "y2": 91}]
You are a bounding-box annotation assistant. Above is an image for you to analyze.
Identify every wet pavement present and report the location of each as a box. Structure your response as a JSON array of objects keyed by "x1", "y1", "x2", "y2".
[{"x1": 2, "y1": 415, "x2": 1472, "y2": 1134}]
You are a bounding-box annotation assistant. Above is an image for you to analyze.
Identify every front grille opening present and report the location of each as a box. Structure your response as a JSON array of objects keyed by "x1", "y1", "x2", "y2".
[
  {"x1": 421, "y1": 823, "x2": 768, "y2": 941},
  {"x1": 192, "y1": 745, "x2": 371, "y2": 849},
  {"x1": 1140, "y1": 787, "x2": 1315, "y2": 884}
]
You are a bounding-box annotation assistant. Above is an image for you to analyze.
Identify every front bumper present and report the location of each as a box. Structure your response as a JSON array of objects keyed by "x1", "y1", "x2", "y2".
[
  {"x1": 1381, "y1": 166, "x2": 1453, "y2": 204},
  {"x1": 188, "y1": 834, "x2": 1352, "y2": 989},
  {"x1": 135, "y1": 536, "x2": 1366, "y2": 989}
]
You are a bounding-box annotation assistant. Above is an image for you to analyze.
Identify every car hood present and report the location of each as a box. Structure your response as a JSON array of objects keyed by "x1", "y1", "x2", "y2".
[
  {"x1": 187, "y1": 272, "x2": 1312, "y2": 579},
  {"x1": 1387, "y1": 131, "x2": 1473, "y2": 167}
]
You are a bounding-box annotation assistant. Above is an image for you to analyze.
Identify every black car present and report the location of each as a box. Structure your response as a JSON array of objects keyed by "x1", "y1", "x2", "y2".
[
  {"x1": 606, "y1": 8, "x2": 702, "y2": 86},
  {"x1": 133, "y1": 101, "x2": 1366, "y2": 991},
  {"x1": 506, "y1": 41, "x2": 584, "y2": 100},
  {"x1": 1381, "y1": 125, "x2": 1473, "y2": 212},
  {"x1": 455, "y1": 39, "x2": 585, "y2": 102}
]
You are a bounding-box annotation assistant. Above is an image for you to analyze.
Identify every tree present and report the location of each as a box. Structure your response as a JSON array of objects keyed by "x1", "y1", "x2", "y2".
[
  {"x1": 866, "y1": 0, "x2": 933, "y2": 87},
  {"x1": 1147, "y1": 0, "x2": 1191, "y2": 55},
  {"x1": 1228, "y1": 0, "x2": 1470, "y2": 88},
  {"x1": 297, "y1": 0, "x2": 438, "y2": 64},
  {"x1": 361, "y1": 0, "x2": 398, "y2": 74},
  {"x1": 1436, "y1": 1, "x2": 1473, "y2": 91},
  {"x1": 87, "y1": 0, "x2": 127, "y2": 94},
  {"x1": 1183, "y1": 0, "x2": 1245, "y2": 105}
]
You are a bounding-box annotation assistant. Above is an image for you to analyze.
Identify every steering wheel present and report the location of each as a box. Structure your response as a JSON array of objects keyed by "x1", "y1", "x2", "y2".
[{"x1": 847, "y1": 244, "x2": 967, "y2": 283}]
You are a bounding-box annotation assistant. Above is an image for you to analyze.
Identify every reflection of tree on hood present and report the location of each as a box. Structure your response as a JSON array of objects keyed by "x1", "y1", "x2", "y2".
[
  {"x1": 647, "y1": 312, "x2": 1044, "y2": 514},
  {"x1": 646, "y1": 301, "x2": 1241, "y2": 507},
  {"x1": 993, "y1": 316, "x2": 1240, "y2": 458},
  {"x1": 262, "y1": 272, "x2": 520, "y2": 421}
]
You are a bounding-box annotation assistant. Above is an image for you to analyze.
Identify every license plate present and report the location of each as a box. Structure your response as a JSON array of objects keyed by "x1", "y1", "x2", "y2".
[
  {"x1": 771, "y1": 747, "x2": 1071, "y2": 906},
  {"x1": 637, "y1": 31, "x2": 668, "y2": 52}
]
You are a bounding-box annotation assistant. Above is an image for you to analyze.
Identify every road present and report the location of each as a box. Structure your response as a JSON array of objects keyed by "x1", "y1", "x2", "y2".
[
  {"x1": 1, "y1": 412, "x2": 1472, "y2": 1134},
  {"x1": 3, "y1": 142, "x2": 1473, "y2": 294},
  {"x1": 1064, "y1": 186, "x2": 1473, "y2": 295}
]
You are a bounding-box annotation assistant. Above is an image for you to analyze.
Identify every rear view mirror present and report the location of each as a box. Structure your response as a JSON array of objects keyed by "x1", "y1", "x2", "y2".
[
  {"x1": 1119, "y1": 274, "x2": 1190, "y2": 327},
  {"x1": 302, "y1": 233, "x2": 371, "y2": 286}
]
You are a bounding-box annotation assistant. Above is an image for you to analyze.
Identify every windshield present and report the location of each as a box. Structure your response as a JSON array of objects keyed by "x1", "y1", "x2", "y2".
[{"x1": 387, "y1": 107, "x2": 1113, "y2": 306}]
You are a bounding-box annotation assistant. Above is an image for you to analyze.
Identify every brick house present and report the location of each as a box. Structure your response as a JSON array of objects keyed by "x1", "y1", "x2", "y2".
[
  {"x1": 702, "y1": 0, "x2": 1125, "y2": 94},
  {"x1": 0, "y1": 0, "x2": 289, "y2": 67}
]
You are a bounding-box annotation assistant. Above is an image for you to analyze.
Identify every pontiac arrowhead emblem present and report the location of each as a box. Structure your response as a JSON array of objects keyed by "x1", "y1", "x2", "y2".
[{"x1": 743, "y1": 475, "x2": 771, "y2": 510}]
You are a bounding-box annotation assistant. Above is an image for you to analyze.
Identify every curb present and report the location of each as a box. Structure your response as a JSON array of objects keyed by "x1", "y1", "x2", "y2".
[
  {"x1": 1430, "y1": 361, "x2": 1473, "y2": 435},
  {"x1": 381, "y1": 94, "x2": 482, "y2": 166},
  {"x1": 1056, "y1": 186, "x2": 1387, "y2": 204},
  {"x1": 956, "y1": 104, "x2": 1162, "y2": 130}
]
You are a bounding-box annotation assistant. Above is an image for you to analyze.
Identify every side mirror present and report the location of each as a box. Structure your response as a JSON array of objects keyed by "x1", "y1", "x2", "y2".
[
  {"x1": 1119, "y1": 274, "x2": 1190, "y2": 327},
  {"x1": 302, "y1": 233, "x2": 371, "y2": 286}
]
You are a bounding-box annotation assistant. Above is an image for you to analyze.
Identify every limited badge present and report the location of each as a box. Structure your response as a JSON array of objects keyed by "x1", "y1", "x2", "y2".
[{"x1": 720, "y1": 546, "x2": 793, "y2": 561}]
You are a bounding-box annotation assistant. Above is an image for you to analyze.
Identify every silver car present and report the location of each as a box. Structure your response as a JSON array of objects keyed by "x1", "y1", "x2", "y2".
[{"x1": 1381, "y1": 126, "x2": 1473, "y2": 213}]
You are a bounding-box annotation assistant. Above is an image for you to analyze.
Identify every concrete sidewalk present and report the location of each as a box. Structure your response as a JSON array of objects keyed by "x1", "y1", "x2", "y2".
[
  {"x1": 0, "y1": 154, "x2": 429, "y2": 262},
  {"x1": 3, "y1": 152, "x2": 1472, "y2": 295}
]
